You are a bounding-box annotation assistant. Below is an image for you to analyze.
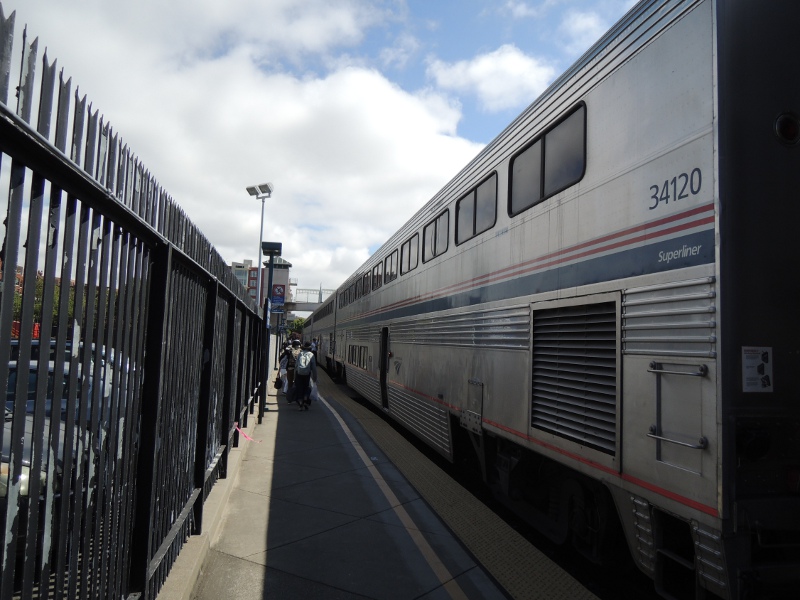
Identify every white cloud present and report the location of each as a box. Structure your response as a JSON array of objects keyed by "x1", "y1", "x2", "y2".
[
  {"x1": 131, "y1": 62, "x2": 481, "y2": 289},
  {"x1": 20, "y1": 0, "x2": 387, "y2": 66},
  {"x1": 380, "y1": 33, "x2": 421, "y2": 70},
  {"x1": 558, "y1": 9, "x2": 608, "y2": 56},
  {"x1": 503, "y1": 0, "x2": 562, "y2": 19},
  {"x1": 7, "y1": 0, "x2": 484, "y2": 292},
  {"x1": 426, "y1": 44, "x2": 556, "y2": 113}
]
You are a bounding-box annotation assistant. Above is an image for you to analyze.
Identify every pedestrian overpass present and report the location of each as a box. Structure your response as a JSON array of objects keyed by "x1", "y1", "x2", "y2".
[
  {"x1": 286, "y1": 287, "x2": 336, "y2": 313},
  {"x1": 285, "y1": 301, "x2": 322, "y2": 312}
]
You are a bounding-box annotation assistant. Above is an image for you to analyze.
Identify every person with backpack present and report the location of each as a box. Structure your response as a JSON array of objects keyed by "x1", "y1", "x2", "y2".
[
  {"x1": 280, "y1": 339, "x2": 301, "y2": 400},
  {"x1": 292, "y1": 340, "x2": 317, "y2": 410}
]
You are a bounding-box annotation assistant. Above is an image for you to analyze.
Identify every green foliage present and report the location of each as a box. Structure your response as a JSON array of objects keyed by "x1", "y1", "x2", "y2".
[
  {"x1": 11, "y1": 272, "x2": 106, "y2": 334},
  {"x1": 288, "y1": 317, "x2": 305, "y2": 334}
]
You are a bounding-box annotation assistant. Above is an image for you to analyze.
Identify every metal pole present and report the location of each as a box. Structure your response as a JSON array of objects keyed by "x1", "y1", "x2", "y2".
[
  {"x1": 262, "y1": 258, "x2": 276, "y2": 416},
  {"x1": 256, "y1": 196, "x2": 265, "y2": 306}
]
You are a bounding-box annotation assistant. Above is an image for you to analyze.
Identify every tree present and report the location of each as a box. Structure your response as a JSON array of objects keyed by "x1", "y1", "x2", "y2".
[{"x1": 288, "y1": 317, "x2": 305, "y2": 335}]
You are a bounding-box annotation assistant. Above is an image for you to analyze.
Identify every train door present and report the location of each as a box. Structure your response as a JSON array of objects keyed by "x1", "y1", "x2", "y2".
[{"x1": 379, "y1": 327, "x2": 389, "y2": 409}]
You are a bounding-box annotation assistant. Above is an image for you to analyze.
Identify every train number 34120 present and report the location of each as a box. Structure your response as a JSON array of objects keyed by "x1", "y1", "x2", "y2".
[{"x1": 649, "y1": 168, "x2": 702, "y2": 210}]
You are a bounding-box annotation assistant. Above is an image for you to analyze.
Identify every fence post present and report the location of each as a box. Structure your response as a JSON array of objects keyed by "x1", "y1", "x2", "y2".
[
  {"x1": 128, "y1": 242, "x2": 171, "y2": 595},
  {"x1": 257, "y1": 307, "x2": 266, "y2": 423},
  {"x1": 193, "y1": 280, "x2": 218, "y2": 534},
  {"x1": 221, "y1": 298, "x2": 239, "y2": 476}
]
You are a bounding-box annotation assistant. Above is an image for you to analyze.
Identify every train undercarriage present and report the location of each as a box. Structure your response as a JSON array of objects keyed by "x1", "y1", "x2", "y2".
[{"x1": 451, "y1": 422, "x2": 735, "y2": 600}]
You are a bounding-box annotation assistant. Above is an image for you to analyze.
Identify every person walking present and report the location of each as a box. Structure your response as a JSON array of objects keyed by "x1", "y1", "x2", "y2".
[
  {"x1": 280, "y1": 340, "x2": 301, "y2": 399},
  {"x1": 293, "y1": 340, "x2": 317, "y2": 410},
  {"x1": 278, "y1": 343, "x2": 290, "y2": 395}
]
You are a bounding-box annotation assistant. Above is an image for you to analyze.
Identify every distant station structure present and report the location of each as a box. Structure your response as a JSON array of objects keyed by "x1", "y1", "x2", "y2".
[{"x1": 289, "y1": 286, "x2": 336, "y2": 312}]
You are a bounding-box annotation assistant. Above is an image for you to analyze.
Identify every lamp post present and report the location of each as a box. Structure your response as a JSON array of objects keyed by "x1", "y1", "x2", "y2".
[
  {"x1": 259, "y1": 241, "x2": 282, "y2": 422},
  {"x1": 245, "y1": 183, "x2": 274, "y2": 307}
]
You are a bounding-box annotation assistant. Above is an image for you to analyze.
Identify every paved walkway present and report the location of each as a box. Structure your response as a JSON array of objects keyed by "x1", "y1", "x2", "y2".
[{"x1": 157, "y1": 370, "x2": 598, "y2": 600}]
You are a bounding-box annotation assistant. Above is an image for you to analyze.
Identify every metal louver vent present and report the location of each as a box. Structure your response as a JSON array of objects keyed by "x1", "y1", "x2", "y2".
[
  {"x1": 532, "y1": 301, "x2": 617, "y2": 455},
  {"x1": 391, "y1": 307, "x2": 530, "y2": 349}
]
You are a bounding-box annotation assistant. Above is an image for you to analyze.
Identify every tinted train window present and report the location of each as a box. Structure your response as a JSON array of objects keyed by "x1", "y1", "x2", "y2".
[
  {"x1": 423, "y1": 210, "x2": 449, "y2": 262},
  {"x1": 362, "y1": 272, "x2": 371, "y2": 295},
  {"x1": 510, "y1": 140, "x2": 542, "y2": 215},
  {"x1": 348, "y1": 344, "x2": 368, "y2": 368},
  {"x1": 457, "y1": 173, "x2": 497, "y2": 244},
  {"x1": 401, "y1": 233, "x2": 419, "y2": 275},
  {"x1": 509, "y1": 103, "x2": 585, "y2": 216},
  {"x1": 457, "y1": 195, "x2": 473, "y2": 244},
  {"x1": 372, "y1": 262, "x2": 383, "y2": 290},
  {"x1": 544, "y1": 106, "x2": 586, "y2": 196},
  {"x1": 384, "y1": 249, "x2": 399, "y2": 283}
]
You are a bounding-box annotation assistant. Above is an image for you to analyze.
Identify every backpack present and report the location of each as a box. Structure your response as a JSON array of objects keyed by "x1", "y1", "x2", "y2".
[
  {"x1": 295, "y1": 350, "x2": 313, "y2": 375},
  {"x1": 287, "y1": 348, "x2": 299, "y2": 369}
]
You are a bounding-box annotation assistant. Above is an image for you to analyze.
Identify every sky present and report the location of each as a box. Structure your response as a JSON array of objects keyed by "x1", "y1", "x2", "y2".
[{"x1": 6, "y1": 0, "x2": 636, "y2": 297}]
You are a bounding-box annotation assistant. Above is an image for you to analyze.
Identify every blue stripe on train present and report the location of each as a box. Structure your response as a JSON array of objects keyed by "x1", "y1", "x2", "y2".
[{"x1": 346, "y1": 229, "x2": 715, "y2": 327}]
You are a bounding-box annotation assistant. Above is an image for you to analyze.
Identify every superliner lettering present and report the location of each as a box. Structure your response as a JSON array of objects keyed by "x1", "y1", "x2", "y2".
[{"x1": 658, "y1": 244, "x2": 702, "y2": 264}]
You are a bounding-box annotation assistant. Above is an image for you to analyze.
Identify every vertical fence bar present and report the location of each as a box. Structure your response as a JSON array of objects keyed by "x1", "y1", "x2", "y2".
[
  {"x1": 129, "y1": 242, "x2": 170, "y2": 596},
  {"x1": 222, "y1": 299, "x2": 238, "y2": 464},
  {"x1": 0, "y1": 26, "x2": 37, "y2": 597},
  {"x1": 22, "y1": 48, "x2": 60, "y2": 593},
  {"x1": 193, "y1": 280, "x2": 217, "y2": 534}
]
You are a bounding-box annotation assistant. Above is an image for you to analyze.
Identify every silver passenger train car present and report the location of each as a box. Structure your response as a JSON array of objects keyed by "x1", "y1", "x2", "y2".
[{"x1": 305, "y1": 1, "x2": 800, "y2": 598}]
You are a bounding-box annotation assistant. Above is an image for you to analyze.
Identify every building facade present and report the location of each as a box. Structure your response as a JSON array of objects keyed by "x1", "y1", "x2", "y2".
[{"x1": 230, "y1": 257, "x2": 296, "y2": 330}]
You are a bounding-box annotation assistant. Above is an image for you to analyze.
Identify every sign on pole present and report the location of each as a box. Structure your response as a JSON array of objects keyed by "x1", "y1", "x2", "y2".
[{"x1": 272, "y1": 283, "x2": 285, "y2": 307}]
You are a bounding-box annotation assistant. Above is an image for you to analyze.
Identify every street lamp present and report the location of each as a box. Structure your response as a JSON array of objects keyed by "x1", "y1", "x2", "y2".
[
  {"x1": 245, "y1": 182, "x2": 274, "y2": 307},
  {"x1": 259, "y1": 241, "x2": 282, "y2": 421}
]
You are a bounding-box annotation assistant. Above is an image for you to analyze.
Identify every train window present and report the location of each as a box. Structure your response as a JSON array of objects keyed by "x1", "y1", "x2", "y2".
[
  {"x1": 436, "y1": 212, "x2": 449, "y2": 255},
  {"x1": 423, "y1": 210, "x2": 449, "y2": 262},
  {"x1": 543, "y1": 105, "x2": 586, "y2": 197},
  {"x1": 423, "y1": 221, "x2": 435, "y2": 262},
  {"x1": 400, "y1": 233, "x2": 419, "y2": 275},
  {"x1": 372, "y1": 262, "x2": 383, "y2": 290},
  {"x1": 356, "y1": 278, "x2": 363, "y2": 299},
  {"x1": 509, "y1": 103, "x2": 586, "y2": 216},
  {"x1": 456, "y1": 194, "x2": 474, "y2": 244},
  {"x1": 476, "y1": 176, "x2": 497, "y2": 233},
  {"x1": 348, "y1": 344, "x2": 368, "y2": 368},
  {"x1": 510, "y1": 139, "x2": 542, "y2": 215},
  {"x1": 384, "y1": 249, "x2": 399, "y2": 283},
  {"x1": 358, "y1": 346, "x2": 367, "y2": 369},
  {"x1": 318, "y1": 301, "x2": 333, "y2": 319},
  {"x1": 457, "y1": 173, "x2": 497, "y2": 245},
  {"x1": 362, "y1": 272, "x2": 371, "y2": 295}
]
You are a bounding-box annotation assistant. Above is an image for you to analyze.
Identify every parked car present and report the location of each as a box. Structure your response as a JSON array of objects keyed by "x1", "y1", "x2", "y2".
[
  {"x1": 1, "y1": 407, "x2": 62, "y2": 580},
  {"x1": 1, "y1": 342, "x2": 118, "y2": 580}
]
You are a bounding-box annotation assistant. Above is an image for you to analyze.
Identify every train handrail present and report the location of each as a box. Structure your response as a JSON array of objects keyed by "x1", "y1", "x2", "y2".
[
  {"x1": 647, "y1": 426, "x2": 708, "y2": 450},
  {"x1": 648, "y1": 362, "x2": 708, "y2": 377}
]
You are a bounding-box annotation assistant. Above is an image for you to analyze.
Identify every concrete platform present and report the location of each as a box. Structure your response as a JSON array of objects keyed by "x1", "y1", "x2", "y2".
[{"x1": 156, "y1": 369, "x2": 598, "y2": 600}]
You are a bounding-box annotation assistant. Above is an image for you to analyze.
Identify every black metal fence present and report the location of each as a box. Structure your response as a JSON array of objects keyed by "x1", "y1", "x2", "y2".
[{"x1": 0, "y1": 5, "x2": 265, "y2": 598}]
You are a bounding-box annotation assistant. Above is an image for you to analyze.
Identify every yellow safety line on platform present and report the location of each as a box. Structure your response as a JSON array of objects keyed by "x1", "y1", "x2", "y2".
[
  {"x1": 318, "y1": 393, "x2": 469, "y2": 600},
  {"x1": 316, "y1": 371, "x2": 600, "y2": 600}
]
